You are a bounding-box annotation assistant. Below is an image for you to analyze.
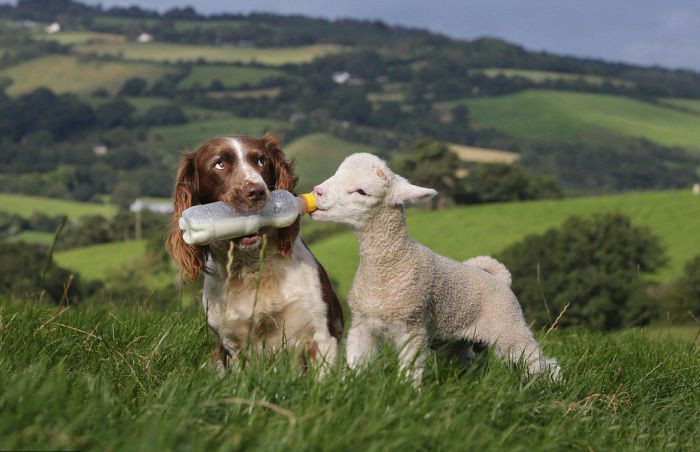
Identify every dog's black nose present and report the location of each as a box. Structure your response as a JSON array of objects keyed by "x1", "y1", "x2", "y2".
[{"x1": 247, "y1": 185, "x2": 266, "y2": 201}]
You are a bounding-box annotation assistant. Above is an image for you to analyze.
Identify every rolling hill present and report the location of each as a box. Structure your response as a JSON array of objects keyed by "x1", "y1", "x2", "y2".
[
  {"x1": 0, "y1": 193, "x2": 116, "y2": 218},
  {"x1": 443, "y1": 90, "x2": 700, "y2": 152},
  {"x1": 54, "y1": 240, "x2": 147, "y2": 281},
  {"x1": 72, "y1": 41, "x2": 344, "y2": 65},
  {"x1": 309, "y1": 190, "x2": 700, "y2": 297},
  {"x1": 285, "y1": 133, "x2": 381, "y2": 191},
  {"x1": 0, "y1": 55, "x2": 171, "y2": 96}
]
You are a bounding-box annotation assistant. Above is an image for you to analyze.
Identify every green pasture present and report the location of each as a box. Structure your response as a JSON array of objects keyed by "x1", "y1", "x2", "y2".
[
  {"x1": 177, "y1": 65, "x2": 284, "y2": 90},
  {"x1": 0, "y1": 193, "x2": 116, "y2": 219},
  {"x1": 477, "y1": 68, "x2": 633, "y2": 87},
  {"x1": 0, "y1": 300, "x2": 697, "y2": 450},
  {"x1": 285, "y1": 133, "x2": 381, "y2": 191},
  {"x1": 54, "y1": 240, "x2": 147, "y2": 281},
  {"x1": 148, "y1": 116, "x2": 286, "y2": 158},
  {"x1": 660, "y1": 98, "x2": 700, "y2": 114},
  {"x1": 309, "y1": 190, "x2": 700, "y2": 297},
  {"x1": 0, "y1": 55, "x2": 171, "y2": 96},
  {"x1": 441, "y1": 90, "x2": 700, "y2": 151},
  {"x1": 36, "y1": 30, "x2": 126, "y2": 44},
  {"x1": 73, "y1": 41, "x2": 344, "y2": 65},
  {"x1": 7, "y1": 231, "x2": 55, "y2": 246}
]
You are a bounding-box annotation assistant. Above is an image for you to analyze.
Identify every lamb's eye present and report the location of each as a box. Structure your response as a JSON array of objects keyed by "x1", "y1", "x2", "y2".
[
  {"x1": 256, "y1": 156, "x2": 265, "y2": 167},
  {"x1": 214, "y1": 160, "x2": 225, "y2": 170},
  {"x1": 354, "y1": 189, "x2": 368, "y2": 196}
]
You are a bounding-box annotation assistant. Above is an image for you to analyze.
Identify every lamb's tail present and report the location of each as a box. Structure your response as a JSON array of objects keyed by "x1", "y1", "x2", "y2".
[{"x1": 463, "y1": 256, "x2": 512, "y2": 287}]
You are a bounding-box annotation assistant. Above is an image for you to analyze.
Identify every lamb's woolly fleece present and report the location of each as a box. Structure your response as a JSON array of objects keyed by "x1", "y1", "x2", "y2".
[{"x1": 313, "y1": 153, "x2": 560, "y2": 383}]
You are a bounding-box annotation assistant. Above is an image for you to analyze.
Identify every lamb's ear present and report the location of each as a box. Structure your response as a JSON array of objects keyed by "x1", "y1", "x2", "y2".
[{"x1": 388, "y1": 176, "x2": 437, "y2": 205}]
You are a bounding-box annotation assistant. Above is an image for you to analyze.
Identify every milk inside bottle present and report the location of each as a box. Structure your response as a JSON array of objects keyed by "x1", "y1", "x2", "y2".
[{"x1": 178, "y1": 190, "x2": 316, "y2": 245}]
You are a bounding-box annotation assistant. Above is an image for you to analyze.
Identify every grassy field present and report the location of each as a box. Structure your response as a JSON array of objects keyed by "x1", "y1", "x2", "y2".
[
  {"x1": 0, "y1": 193, "x2": 116, "y2": 218},
  {"x1": 73, "y1": 41, "x2": 344, "y2": 65},
  {"x1": 54, "y1": 240, "x2": 147, "y2": 281},
  {"x1": 177, "y1": 65, "x2": 284, "y2": 90},
  {"x1": 660, "y1": 98, "x2": 700, "y2": 114},
  {"x1": 0, "y1": 55, "x2": 171, "y2": 96},
  {"x1": 309, "y1": 190, "x2": 700, "y2": 297},
  {"x1": 149, "y1": 116, "x2": 286, "y2": 159},
  {"x1": 285, "y1": 133, "x2": 381, "y2": 191},
  {"x1": 36, "y1": 30, "x2": 126, "y2": 44},
  {"x1": 448, "y1": 144, "x2": 520, "y2": 164},
  {"x1": 7, "y1": 231, "x2": 55, "y2": 246},
  {"x1": 0, "y1": 300, "x2": 698, "y2": 450},
  {"x1": 441, "y1": 90, "x2": 700, "y2": 151},
  {"x1": 477, "y1": 68, "x2": 633, "y2": 87}
]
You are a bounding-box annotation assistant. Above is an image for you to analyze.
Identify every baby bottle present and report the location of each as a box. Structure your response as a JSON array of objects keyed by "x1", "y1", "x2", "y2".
[{"x1": 178, "y1": 190, "x2": 317, "y2": 245}]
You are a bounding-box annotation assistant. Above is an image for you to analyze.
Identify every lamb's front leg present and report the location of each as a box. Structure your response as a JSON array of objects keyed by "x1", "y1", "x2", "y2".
[
  {"x1": 346, "y1": 317, "x2": 379, "y2": 370},
  {"x1": 394, "y1": 328, "x2": 429, "y2": 386}
]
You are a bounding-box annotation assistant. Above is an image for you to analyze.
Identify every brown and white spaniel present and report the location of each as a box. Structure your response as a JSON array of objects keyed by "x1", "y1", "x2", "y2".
[{"x1": 166, "y1": 134, "x2": 343, "y2": 374}]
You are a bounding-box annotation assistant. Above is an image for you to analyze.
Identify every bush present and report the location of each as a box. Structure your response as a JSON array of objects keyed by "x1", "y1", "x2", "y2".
[
  {"x1": 142, "y1": 105, "x2": 187, "y2": 126},
  {"x1": 0, "y1": 242, "x2": 82, "y2": 303},
  {"x1": 119, "y1": 77, "x2": 148, "y2": 97},
  {"x1": 498, "y1": 213, "x2": 666, "y2": 331},
  {"x1": 662, "y1": 255, "x2": 700, "y2": 323},
  {"x1": 456, "y1": 163, "x2": 562, "y2": 204}
]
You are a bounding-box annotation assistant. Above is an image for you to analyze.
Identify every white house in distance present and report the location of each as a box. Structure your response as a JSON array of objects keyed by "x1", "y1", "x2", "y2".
[
  {"x1": 693, "y1": 183, "x2": 700, "y2": 195},
  {"x1": 137, "y1": 32, "x2": 154, "y2": 43},
  {"x1": 45, "y1": 22, "x2": 61, "y2": 34},
  {"x1": 130, "y1": 198, "x2": 173, "y2": 214}
]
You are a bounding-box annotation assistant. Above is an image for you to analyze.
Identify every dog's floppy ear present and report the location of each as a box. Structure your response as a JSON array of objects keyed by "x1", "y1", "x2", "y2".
[
  {"x1": 388, "y1": 175, "x2": 437, "y2": 206},
  {"x1": 165, "y1": 151, "x2": 207, "y2": 281},
  {"x1": 261, "y1": 133, "x2": 299, "y2": 257}
]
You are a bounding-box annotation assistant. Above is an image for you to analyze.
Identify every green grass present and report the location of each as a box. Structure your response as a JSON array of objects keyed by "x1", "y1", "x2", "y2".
[
  {"x1": 7, "y1": 231, "x2": 55, "y2": 246},
  {"x1": 177, "y1": 65, "x2": 283, "y2": 90},
  {"x1": 477, "y1": 68, "x2": 633, "y2": 87},
  {"x1": 0, "y1": 193, "x2": 116, "y2": 219},
  {"x1": 660, "y1": 98, "x2": 700, "y2": 114},
  {"x1": 441, "y1": 90, "x2": 700, "y2": 151},
  {"x1": 54, "y1": 240, "x2": 147, "y2": 281},
  {"x1": 73, "y1": 41, "x2": 344, "y2": 65},
  {"x1": 0, "y1": 300, "x2": 698, "y2": 450},
  {"x1": 149, "y1": 116, "x2": 286, "y2": 158},
  {"x1": 309, "y1": 190, "x2": 700, "y2": 297},
  {"x1": 285, "y1": 133, "x2": 381, "y2": 191},
  {"x1": 35, "y1": 30, "x2": 126, "y2": 45},
  {"x1": 0, "y1": 55, "x2": 171, "y2": 96}
]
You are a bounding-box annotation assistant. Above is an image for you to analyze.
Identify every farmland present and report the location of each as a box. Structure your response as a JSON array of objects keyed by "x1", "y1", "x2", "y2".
[
  {"x1": 448, "y1": 144, "x2": 520, "y2": 164},
  {"x1": 73, "y1": 41, "x2": 345, "y2": 65},
  {"x1": 285, "y1": 133, "x2": 381, "y2": 191},
  {"x1": 54, "y1": 240, "x2": 148, "y2": 281},
  {"x1": 0, "y1": 193, "x2": 116, "y2": 219},
  {"x1": 0, "y1": 55, "x2": 171, "y2": 96},
  {"x1": 477, "y1": 68, "x2": 633, "y2": 87},
  {"x1": 176, "y1": 65, "x2": 284, "y2": 90},
  {"x1": 444, "y1": 90, "x2": 700, "y2": 151}
]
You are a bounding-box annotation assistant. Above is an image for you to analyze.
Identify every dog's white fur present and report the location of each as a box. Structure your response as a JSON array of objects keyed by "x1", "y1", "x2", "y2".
[
  {"x1": 312, "y1": 153, "x2": 560, "y2": 383},
  {"x1": 203, "y1": 237, "x2": 339, "y2": 374}
]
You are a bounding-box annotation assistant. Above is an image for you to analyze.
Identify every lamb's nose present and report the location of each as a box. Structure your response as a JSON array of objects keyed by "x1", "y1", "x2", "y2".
[
  {"x1": 313, "y1": 186, "x2": 324, "y2": 197},
  {"x1": 247, "y1": 185, "x2": 266, "y2": 201}
]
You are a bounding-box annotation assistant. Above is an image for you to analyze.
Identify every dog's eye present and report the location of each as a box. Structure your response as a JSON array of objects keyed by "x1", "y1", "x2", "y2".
[
  {"x1": 256, "y1": 156, "x2": 265, "y2": 167},
  {"x1": 214, "y1": 160, "x2": 225, "y2": 170},
  {"x1": 353, "y1": 189, "x2": 368, "y2": 196}
]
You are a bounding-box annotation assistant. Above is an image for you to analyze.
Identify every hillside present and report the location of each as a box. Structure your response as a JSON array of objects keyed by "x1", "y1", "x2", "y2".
[
  {"x1": 54, "y1": 240, "x2": 148, "y2": 281},
  {"x1": 444, "y1": 90, "x2": 700, "y2": 152},
  {"x1": 0, "y1": 194, "x2": 116, "y2": 218},
  {"x1": 309, "y1": 190, "x2": 700, "y2": 297}
]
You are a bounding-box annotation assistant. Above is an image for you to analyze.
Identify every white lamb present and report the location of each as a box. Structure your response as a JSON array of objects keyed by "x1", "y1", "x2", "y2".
[{"x1": 311, "y1": 153, "x2": 560, "y2": 383}]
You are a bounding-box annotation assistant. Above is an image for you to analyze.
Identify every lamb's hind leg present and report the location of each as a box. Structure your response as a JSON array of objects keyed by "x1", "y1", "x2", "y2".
[{"x1": 467, "y1": 319, "x2": 560, "y2": 380}]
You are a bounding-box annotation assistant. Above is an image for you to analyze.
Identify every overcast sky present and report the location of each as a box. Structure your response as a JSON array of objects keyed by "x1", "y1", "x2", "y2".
[{"x1": 72, "y1": 1, "x2": 700, "y2": 71}]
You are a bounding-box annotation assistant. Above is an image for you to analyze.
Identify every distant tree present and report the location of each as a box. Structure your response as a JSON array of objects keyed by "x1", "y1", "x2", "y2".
[
  {"x1": 0, "y1": 241, "x2": 81, "y2": 303},
  {"x1": 95, "y1": 99, "x2": 135, "y2": 129},
  {"x1": 111, "y1": 180, "x2": 140, "y2": 210},
  {"x1": 119, "y1": 77, "x2": 148, "y2": 96},
  {"x1": 498, "y1": 213, "x2": 667, "y2": 331},
  {"x1": 142, "y1": 105, "x2": 187, "y2": 126},
  {"x1": 457, "y1": 163, "x2": 562, "y2": 204},
  {"x1": 663, "y1": 255, "x2": 700, "y2": 323},
  {"x1": 391, "y1": 140, "x2": 461, "y2": 209}
]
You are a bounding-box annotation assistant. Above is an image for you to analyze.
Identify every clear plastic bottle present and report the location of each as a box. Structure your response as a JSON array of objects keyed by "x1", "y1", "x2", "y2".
[{"x1": 178, "y1": 190, "x2": 317, "y2": 245}]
